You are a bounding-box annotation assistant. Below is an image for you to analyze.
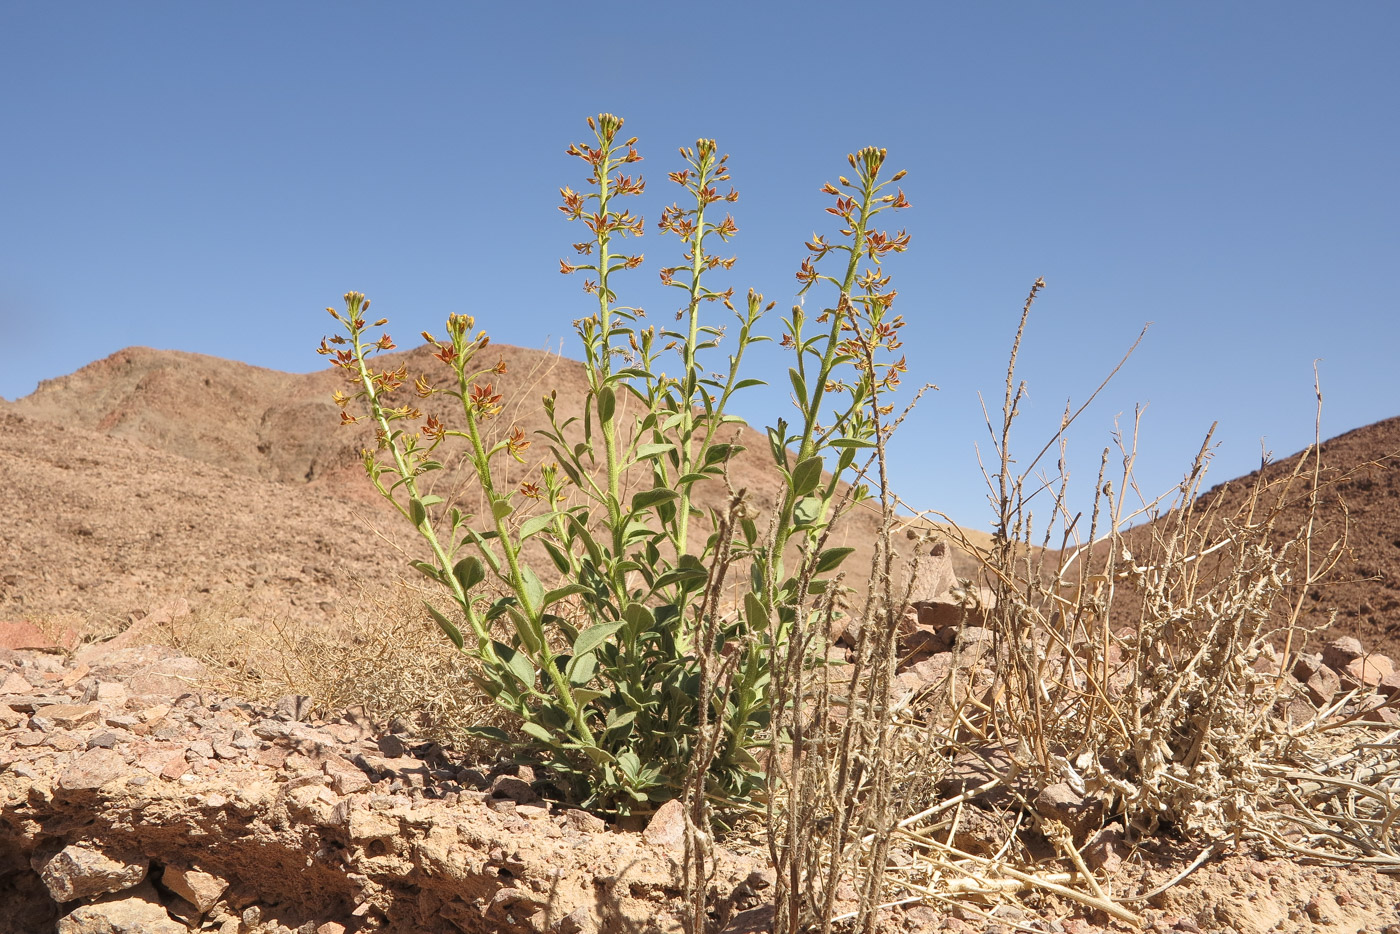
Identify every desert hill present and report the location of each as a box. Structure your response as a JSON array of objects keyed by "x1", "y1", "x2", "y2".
[
  {"x1": 1171, "y1": 415, "x2": 1400, "y2": 657},
  {"x1": 1, "y1": 344, "x2": 983, "y2": 637}
]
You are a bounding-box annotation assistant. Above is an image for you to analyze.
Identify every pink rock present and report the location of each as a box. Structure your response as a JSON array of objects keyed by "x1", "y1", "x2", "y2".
[
  {"x1": 0, "y1": 671, "x2": 35, "y2": 694},
  {"x1": 1305, "y1": 666, "x2": 1341, "y2": 706},
  {"x1": 642, "y1": 798, "x2": 686, "y2": 849},
  {"x1": 1322, "y1": 636, "x2": 1366, "y2": 670},
  {"x1": 1344, "y1": 654, "x2": 1395, "y2": 689},
  {"x1": 0, "y1": 621, "x2": 61, "y2": 652},
  {"x1": 59, "y1": 748, "x2": 127, "y2": 791}
]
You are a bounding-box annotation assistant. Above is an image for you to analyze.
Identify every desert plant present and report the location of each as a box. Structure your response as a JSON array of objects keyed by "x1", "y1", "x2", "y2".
[{"x1": 319, "y1": 114, "x2": 911, "y2": 816}]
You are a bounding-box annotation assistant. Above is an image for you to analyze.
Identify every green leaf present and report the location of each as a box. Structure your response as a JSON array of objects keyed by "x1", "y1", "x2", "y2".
[
  {"x1": 767, "y1": 424, "x2": 789, "y2": 469},
  {"x1": 543, "y1": 582, "x2": 590, "y2": 608},
  {"x1": 419, "y1": 494, "x2": 444, "y2": 508},
  {"x1": 520, "y1": 722, "x2": 554, "y2": 743},
  {"x1": 631, "y1": 487, "x2": 678, "y2": 513},
  {"x1": 605, "y1": 708, "x2": 637, "y2": 731},
  {"x1": 411, "y1": 560, "x2": 444, "y2": 584},
  {"x1": 623, "y1": 603, "x2": 657, "y2": 635},
  {"x1": 519, "y1": 511, "x2": 559, "y2": 540},
  {"x1": 654, "y1": 566, "x2": 709, "y2": 589},
  {"x1": 452, "y1": 556, "x2": 485, "y2": 593},
  {"x1": 815, "y1": 546, "x2": 856, "y2": 573},
  {"x1": 733, "y1": 378, "x2": 766, "y2": 390},
  {"x1": 424, "y1": 602, "x2": 464, "y2": 650},
  {"x1": 464, "y1": 725, "x2": 511, "y2": 743},
  {"x1": 573, "y1": 619, "x2": 626, "y2": 659},
  {"x1": 520, "y1": 566, "x2": 545, "y2": 616},
  {"x1": 744, "y1": 592, "x2": 771, "y2": 632},
  {"x1": 567, "y1": 653, "x2": 599, "y2": 687},
  {"x1": 791, "y1": 456, "x2": 824, "y2": 497},
  {"x1": 542, "y1": 540, "x2": 572, "y2": 575},
  {"x1": 616, "y1": 750, "x2": 641, "y2": 780},
  {"x1": 794, "y1": 496, "x2": 822, "y2": 527},
  {"x1": 409, "y1": 498, "x2": 428, "y2": 528},
  {"x1": 788, "y1": 368, "x2": 808, "y2": 409},
  {"x1": 491, "y1": 498, "x2": 514, "y2": 521},
  {"x1": 570, "y1": 686, "x2": 604, "y2": 705},
  {"x1": 828, "y1": 437, "x2": 876, "y2": 450},
  {"x1": 703, "y1": 443, "x2": 740, "y2": 467},
  {"x1": 493, "y1": 640, "x2": 536, "y2": 690},
  {"x1": 596, "y1": 385, "x2": 616, "y2": 422},
  {"x1": 633, "y1": 442, "x2": 674, "y2": 461}
]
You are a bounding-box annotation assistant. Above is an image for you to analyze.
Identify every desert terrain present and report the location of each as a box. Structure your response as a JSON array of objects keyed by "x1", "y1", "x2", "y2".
[{"x1": 1, "y1": 344, "x2": 1398, "y2": 934}]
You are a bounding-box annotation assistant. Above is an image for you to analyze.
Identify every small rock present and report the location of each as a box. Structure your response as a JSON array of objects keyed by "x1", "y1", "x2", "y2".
[
  {"x1": 1344, "y1": 654, "x2": 1395, "y2": 689},
  {"x1": 60, "y1": 663, "x2": 92, "y2": 687},
  {"x1": 163, "y1": 865, "x2": 229, "y2": 913},
  {"x1": 1035, "y1": 783, "x2": 1105, "y2": 842},
  {"x1": 564, "y1": 808, "x2": 607, "y2": 833},
  {"x1": 324, "y1": 757, "x2": 371, "y2": 795},
  {"x1": 0, "y1": 670, "x2": 34, "y2": 693},
  {"x1": 44, "y1": 704, "x2": 101, "y2": 729},
  {"x1": 1322, "y1": 637, "x2": 1365, "y2": 671},
  {"x1": 642, "y1": 798, "x2": 686, "y2": 849},
  {"x1": 58, "y1": 747, "x2": 128, "y2": 791},
  {"x1": 85, "y1": 681, "x2": 129, "y2": 706},
  {"x1": 160, "y1": 754, "x2": 191, "y2": 782},
  {"x1": 39, "y1": 844, "x2": 149, "y2": 902},
  {"x1": 1083, "y1": 823, "x2": 1129, "y2": 873},
  {"x1": 86, "y1": 731, "x2": 123, "y2": 750},
  {"x1": 489, "y1": 773, "x2": 538, "y2": 804},
  {"x1": 185, "y1": 740, "x2": 215, "y2": 760},
  {"x1": 1305, "y1": 665, "x2": 1341, "y2": 705},
  {"x1": 316, "y1": 924, "x2": 348, "y2": 934},
  {"x1": 138, "y1": 704, "x2": 171, "y2": 723},
  {"x1": 275, "y1": 694, "x2": 313, "y2": 722}
]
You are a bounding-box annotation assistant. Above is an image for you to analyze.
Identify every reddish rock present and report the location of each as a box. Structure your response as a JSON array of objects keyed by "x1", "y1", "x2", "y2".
[
  {"x1": 1322, "y1": 636, "x2": 1366, "y2": 671},
  {"x1": 1, "y1": 670, "x2": 35, "y2": 693},
  {"x1": 564, "y1": 808, "x2": 606, "y2": 834},
  {"x1": 642, "y1": 798, "x2": 686, "y2": 849},
  {"x1": 323, "y1": 756, "x2": 372, "y2": 795},
  {"x1": 58, "y1": 748, "x2": 127, "y2": 791},
  {"x1": 162, "y1": 864, "x2": 229, "y2": 913},
  {"x1": 38, "y1": 844, "x2": 149, "y2": 902},
  {"x1": 1343, "y1": 654, "x2": 1395, "y2": 689},
  {"x1": 0, "y1": 621, "x2": 62, "y2": 652},
  {"x1": 1304, "y1": 665, "x2": 1342, "y2": 706}
]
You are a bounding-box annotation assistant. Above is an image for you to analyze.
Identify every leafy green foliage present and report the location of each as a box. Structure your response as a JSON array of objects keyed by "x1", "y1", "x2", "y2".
[{"x1": 319, "y1": 114, "x2": 910, "y2": 814}]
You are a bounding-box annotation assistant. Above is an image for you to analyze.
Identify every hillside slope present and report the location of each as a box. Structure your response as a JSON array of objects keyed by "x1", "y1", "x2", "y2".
[{"x1": 3, "y1": 344, "x2": 982, "y2": 634}]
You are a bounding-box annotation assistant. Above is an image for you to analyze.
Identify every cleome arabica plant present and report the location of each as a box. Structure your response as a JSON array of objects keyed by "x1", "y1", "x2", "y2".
[{"x1": 320, "y1": 114, "x2": 911, "y2": 815}]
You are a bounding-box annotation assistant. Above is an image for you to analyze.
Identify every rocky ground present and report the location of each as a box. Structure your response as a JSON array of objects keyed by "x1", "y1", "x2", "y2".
[{"x1": 2, "y1": 346, "x2": 1399, "y2": 932}]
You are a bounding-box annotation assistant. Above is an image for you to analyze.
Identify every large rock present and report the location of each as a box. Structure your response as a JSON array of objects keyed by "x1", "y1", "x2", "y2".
[
  {"x1": 56, "y1": 882, "x2": 185, "y2": 934},
  {"x1": 38, "y1": 844, "x2": 148, "y2": 902},
  {"x1": 162, "y1": 865, "x2": 229, "y2": 913}
]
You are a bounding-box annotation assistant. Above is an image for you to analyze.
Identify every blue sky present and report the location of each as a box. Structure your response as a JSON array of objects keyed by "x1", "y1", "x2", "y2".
[{"x1": 2, "y1": 2, "x2": 1396, "y2": 531}]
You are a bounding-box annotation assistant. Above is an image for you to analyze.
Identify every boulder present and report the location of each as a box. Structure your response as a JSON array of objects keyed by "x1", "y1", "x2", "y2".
[{"x1": 38, "y1": 844, "x2": 148, "y2": 902}]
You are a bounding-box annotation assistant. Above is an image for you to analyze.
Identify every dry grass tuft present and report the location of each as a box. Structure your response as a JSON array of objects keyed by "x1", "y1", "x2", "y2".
[{"x1": 173, "y1": 585, "x2": 513, "y2": 755}]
